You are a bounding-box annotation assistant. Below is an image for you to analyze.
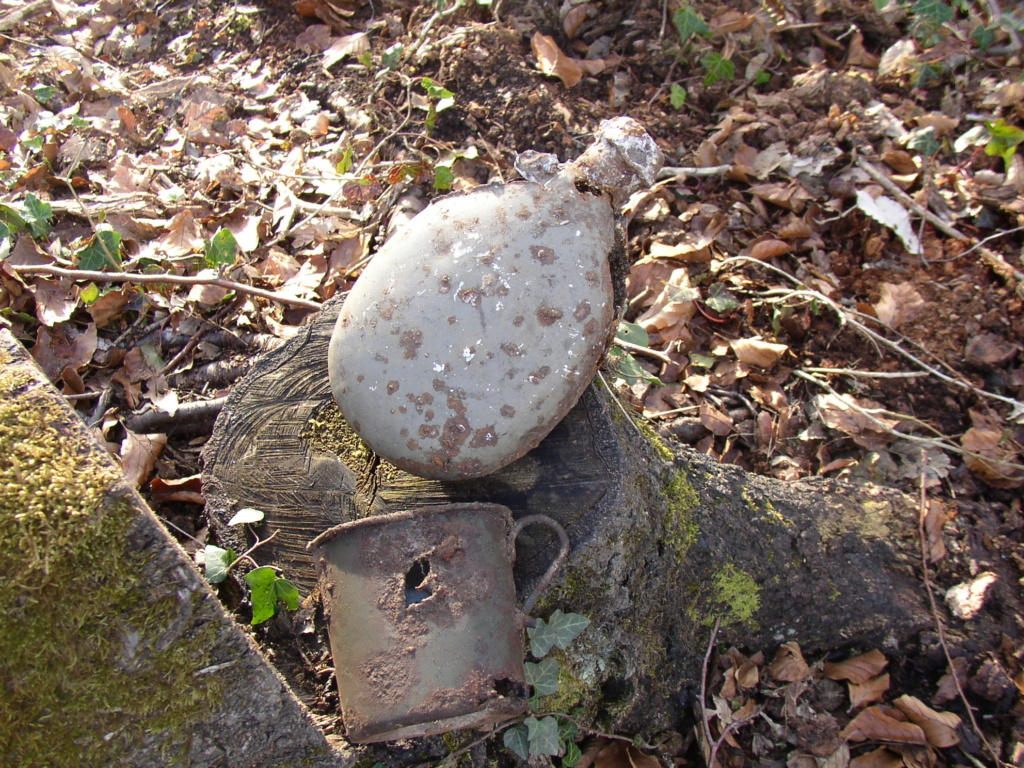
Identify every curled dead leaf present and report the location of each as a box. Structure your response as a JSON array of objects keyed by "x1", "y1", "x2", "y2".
[
  {"x1": 563, "y1": 4, "x2": 594, "y2": 38},
  {"x1": 848, "y1": 673, "x2": 891, "y2": 711},
  {"x1": 840, "y1": 706, "x2": 927, "y2": 745},
  {"x1": 849, "y1": 746, "x2": 904, "y2": 768},
  {"x1": 531, "y1": 32, "x2": 583, "y2": 87},
  {"x1": 873, "y1": 282, "x2": 924, "y2": 330},
  {"x1": 731, "y1": 337, "x2": 788, "y2": 368},
  {"x1": 120, "y1": 430, "x2": 168, "y2": 489},
  {"x1": 748, "y1": 238, "x2": 792, "y2": 261},
  {"x1": 824, "y1": 649, "x2": 889, "y2": 684},
  {"x1": 768, "y1": 641, "x2": 809, "y2": 682},
  {"x1": 892, "y1": 695, "x2": 960, "y2": 748},
  {"x1": 960, "y1": 410, "x2": 1024, "y2": 489}
]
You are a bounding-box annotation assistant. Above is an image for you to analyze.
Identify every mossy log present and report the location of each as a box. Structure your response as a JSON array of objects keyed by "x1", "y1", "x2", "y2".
[
  {"x1": 203, "y1": 295, "x2": 933, "y2": 744},
  {"x1": 0, "y1": 329, "x2": 347, "y2": 768}
]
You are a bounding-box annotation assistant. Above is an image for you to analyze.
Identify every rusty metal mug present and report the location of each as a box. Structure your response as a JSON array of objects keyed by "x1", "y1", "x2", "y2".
[{"x1": 308, "y1": 502, "x2": 570, "y2": 743}]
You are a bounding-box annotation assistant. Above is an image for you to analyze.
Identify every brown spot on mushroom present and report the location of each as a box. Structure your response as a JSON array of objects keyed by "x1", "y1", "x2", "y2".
[
  {"x1": 501, "y1": 342, "x2": 524, "y2": 357},
  {"x1": 470, "y1": 425, "x2": 499, "y2": 448},
  {"x1": 527, "y1": 366, "x2": 551, "y2": 384},
  {"x1": 398, "y1": 405, "x2": 408, "y2": 414},
  {"x1": 447, "y1": 316, "x2": 457, "y2": 325},
  {"x1": 424, "y1": 409, "x2": 434, "y2": 421},
  {"x1": 516, "y1": 207, "x2": 531, "y2": 220},
  {"x1": 373, "y1": 353, "x2": 389, "y2": 365},
  {"x1": 530, "y1": 245, "x2": 557, "y2": 264},
  {"x1": 584, "y1": 317, "x2": 599, "y2": 335},
  {"x1": 356, "y1": 374, "x2": 365, "y2": 383},
  {"x1": 399, "y1": 329, "x2": 424, "y2": 359},
  {"x1": 536, "y1": 306, "x2": 563, "y2": 326},
  {"x1": 457, "y1": 287, "x2": 484, "y2": 307},
  {"x1": 500, "y1": 405, "x2": 516, "y2": 419},
  {"x1": 407, "y1": 438, "x2": 420, "y2": 451},
  {"x1": 513, "y1": 315, "x2": 525, "y2": 327},
  {"x1": 419, "y1": 424, "x2": 441, "y2": 439},
  {"x1": 400, "y1": 427, "x2": 409, "y2": 437},
  {"x1": 440, "y1": 416, "x2": 471, "y2": 451},
  {"x1": 573, "y1": 299, "x2": 592, "y2": 321},
  {"x1": 584, "y1": 270, "x2": 599, "y2": 286},
  {"x1": 438, "y1": 275, "x2": 451, "y2": 294},
  {"x1": 387, "y1": 380, "x2": 400, "y2": 395},
  {"x1": 433, "y1": 379, "x2": 447, "y2": 392},
  {"x1": 380, "y1": 306, "x2": 394, "y2": 320}
]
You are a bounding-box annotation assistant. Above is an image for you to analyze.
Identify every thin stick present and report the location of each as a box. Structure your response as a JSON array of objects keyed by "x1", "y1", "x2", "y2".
[
  {"x1": 657, "y1": 164, "x2": 732, "y2": 180},
  {"x1": 9, "y1": 263, "x2": 323, "y2": 311},
  {"x1": 916, "y1": 454, "x2": 1006, "y2": 768},
  {"x1": 800, "y1": 367, "x2": 928, "y2": 379},
  {"x1": 614, "y1": 337, "x2": 673, "y2": 365},
  {"x1": 225, "y1": 529, "x2": 280, "y2": 574},
  {"x1": 699, "y1": 617, "x2": 721, "y2": 762}
]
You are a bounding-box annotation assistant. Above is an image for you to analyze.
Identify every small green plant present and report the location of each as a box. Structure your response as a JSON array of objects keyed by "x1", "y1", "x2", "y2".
[
  {"x1": 700, "y1": 52, "x2": 735, "y2": 87},
  {"x1": 669, "y1": 83, "x2": 687, "y2": 109},
  {"x1": 204, "y1": 227, "x2": 238, "y2": 269},
  {"x1": 77, "y1": 228, "x2": 123, "y2": 271},
  {"x1": 608, "y1": 321, "x2": 663, "y2": 387},
  {"x1": 418, "y1": 77, "x2": 455, "y2": 132},
  {"x1": 202, "y1": 508, "x2": 300, "y2": 626},
  {"x1": 984, "y1": 119, "x2": 1024, "y2": 169},
  {"x1": 501, "y1": 609, "x2": 591, "y2": 764}
]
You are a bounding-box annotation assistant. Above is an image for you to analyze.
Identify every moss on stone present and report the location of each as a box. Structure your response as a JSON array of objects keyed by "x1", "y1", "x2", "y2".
[
  {"x1": 0, "y1": 351, "x2": 224, "y2": 766},
  {"x1": 662, "y1": 471, "x2": 700, "y2": 562},
  {"x1": 303, "y1": 400, "x2": 401, "y2": 489},
  {"x1": 708, "y1": 563, "x2": 761, "y2": 628}
]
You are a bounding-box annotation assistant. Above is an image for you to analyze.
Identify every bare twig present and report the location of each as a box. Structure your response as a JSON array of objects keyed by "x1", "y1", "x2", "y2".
[
  {"x1": 657, "y1": 164, "x2": 732, "y2": 180},
  {"x1": 916, "y1": 454, "x2": 1006, "y2": 768},
  {"x1": 125, "y1": 397, "x2": 228, "y2": 434},
  {"x1": 801, "y1": 367, "x2": 928, "y2": 379},
  {"x1": 8, "y1": 263, "x2": 323, "y2": 311},
  {"x1": 614, "y1": 337, "x2": 674, "y2": 365},
  {"x1": 696, "y1": 617, "x2": 758, "y2": 768},
  {"x1": 225, "y1": 529, "x2": 280, "y2": 574}
]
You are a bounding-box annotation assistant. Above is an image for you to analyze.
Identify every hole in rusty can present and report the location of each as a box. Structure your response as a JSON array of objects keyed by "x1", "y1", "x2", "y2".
[{"x1": 404, "y1": 558, "x2": 432, "y2": 606}]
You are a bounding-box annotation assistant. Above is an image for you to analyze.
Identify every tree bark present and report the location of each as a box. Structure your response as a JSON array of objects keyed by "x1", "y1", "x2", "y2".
[
  {"x1": 202, "y1": 295, "x2": 933, "y2": 741},
  {"x1": 0, "y1": 329, "x2": 350, "y2": 768}
]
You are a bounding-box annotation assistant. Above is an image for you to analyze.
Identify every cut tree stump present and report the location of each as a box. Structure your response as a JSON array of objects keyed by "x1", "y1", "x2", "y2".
[
  {"x1": 203, "y1": 295, "x2": 933, "y2": 744},
  {"x1": 0, "y1": 329, "x2": 350, "y2": 768}
]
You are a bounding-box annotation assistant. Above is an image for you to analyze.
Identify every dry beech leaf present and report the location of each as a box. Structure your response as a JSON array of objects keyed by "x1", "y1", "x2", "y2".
[
  {"x1": 595, "y1": 740, "x2": 659, "y2": 768},
  {"x1": 893, "y1": 695, "x2": 960, "y2": 748},
  {"x1": 921, "y1": 499, "x2": 947, "y2": 562},
  {"x1": 849, "y1": 673, "x2": 891, "y2": 710},
  {"x1": 814, "y1": 393, "x2": 900, "y2": 452},
  {"x1": 777, "y1": 217, "x2": 815, "y2": 239},
  {"x1": 769, "y1": 642, "x2": 809, "y2": 682},
  {"x1": 749, "y1": 238, "x2": 792, "y2": 261},
  {"x1": 531, "y1": 32, "x2": 583, "y2": 87},
  {"x1": 873, "y1": 282, "x2": 924, "y2": 330},
  {"x1": 149, "y1": 474, "x2": 205, "y2": 505},
  {"x1": 824, "y1": 649, "x2": 889, "y2": 684},
  {"x1": 850, "y1": 747, "x2": 904, "y2": 768},
  {"x1": 960, "y1": 409, "x2": 1024, "y2": 489},
  {"x1": 737, "y1": 660, "x2": 760, "y2": 688},
  {"x1": 846, "y1": 30, "x2": 880, "y2": 68},
  {"x1": 120, "y1": 430, "x2": 168, "y2": 489},
  {"x1": 563, "y1": 3, "x2": 593, "y2": 38},
  {"x1": 933, "y1": 657, "x2": 969, "y2": 705},
  {"x1": 700, "y1": 401, "x2": 734, "y2": 436},
  {"x1": 731, "y1": 337, "x2": 788, "y2": 368},
  {"x1": 636, "y1": 267, "x2": 698, "y2": 335},
  {"x1": 840, "y1": 706, "x2": 927, "y2": 745}
]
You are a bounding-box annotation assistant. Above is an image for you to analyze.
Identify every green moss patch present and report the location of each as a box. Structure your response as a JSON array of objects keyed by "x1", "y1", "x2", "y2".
[
  {"x1": 0, "y1": 353, "x2": 223, "y2": 766},
  {"x1": 709, "y1": 563, "x2": 761, "y2": 628},
  {"x1": 662, "y1": 471, "x2": 700, "y2": 561}
]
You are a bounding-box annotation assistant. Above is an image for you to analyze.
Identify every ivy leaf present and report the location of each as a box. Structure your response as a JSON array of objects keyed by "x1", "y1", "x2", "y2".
[
  {"x1": 227, "y1": 508, "x2": 265, "y2": 526},
  {"x1": 23, "y1": 193, "x2": 53, "y2": 238},
  {"x1": 558, "y1": 717, "x2": 579, "y2": 743},
  {"x1": 380, "y1": 42, "x2": 404, "y2": 72},
  {"x1": 907, "y1": 127, "x2": 940, "y2": 157},
  {"x1": 705, "y1": 284, "x2": 740, "y2": 314},
  {"x1": 245, "y1": 566, "x2": 279, "y2": 625},
  {"x1": 672, "y1": 6, "x2": 709, "y2": 43},
  {"x1": 0, "y1": 203, "x2": 27, "y2": 233},
  {"x1": 701, "y1": 52, "x2": 735, "y2": 86},
  {"x1": 434, "y1": 165, "x2": 454, "y2": 190},
  {"x1": 80, "y1": 282, "x2": 100, "y2": 304},
  {"x1": 564, "y1": 740, "x2": 583, "y2": 767},
  {"x1": 669, "y1": 83, "x2": 687, "y2": 109},
  {"x1": 527, "y1": 609, "x2": 591, "y2": 658},
  {"x1": 205, "y1": 227, "x2": 238, "y2": 269},
  {"x1": 524, "y1": 715, "x2": 562, "y2": 757},
  {"x1": 616, "y1": 320, "x2": 650, "y2": 347},
  {"x1": 503, "y1": 725, "x2": 530, "y2": 761},
  {"x1": 274, "y1": 577, "x2": 300, "y2": 611},
  {"x1": 911, "y1": 0, "x2": 953, "y2": 24},
  {"x1": 525, "y1": 657, "x2": 560, "y2": 695},
  {"x1": 204, "y1": 545, "x2": 236, "y2": 584},
  {"x1": 421, "y1": 77, "x2": 455, "y2": 111},
  {"x1": 336, "y1": 147, "x2": 353, "y2": 174},
  {"x1": 77, "y1": 230, "x2": 122, "y2": 271}
]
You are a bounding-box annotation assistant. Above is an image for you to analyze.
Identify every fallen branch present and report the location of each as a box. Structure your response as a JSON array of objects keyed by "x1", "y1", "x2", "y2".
[
  {"x1": 126, "y1": 397, "x2": 228, "y2": 434},
  {"x1": 8, "y1": 263, "x2": 323, "y2": 311}
]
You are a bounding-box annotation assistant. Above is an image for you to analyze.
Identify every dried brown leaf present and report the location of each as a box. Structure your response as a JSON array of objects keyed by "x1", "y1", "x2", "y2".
[
  {"x1": 32, "y1": 278, "x2": 78, "y2": 325},
  {"x1": 748, "y1": 238, "x2": 792, "y2": 261},
  {"x1": 892, "y1": 695, "x2": 960, "y2": 748},
  {"x1": 749, "y1": 182, "x2": 812, "y2": 213},
  {"x1": 736, "y1": 660, "x2": 760, "y2": 688},
  {"x1": 840, "y1": 706, "x2": 927, "y2": 745},
  {"x1": 921, "y1": 499, "x2": 947, "y2": 562},
  {"x1": 30, "y1": 323, "x2": 98, "y2": 381},
  {"x1": 961, "y1": 409, "x2": 1024, "y2": 489},
  {"x1": 932, "y1": 657, "x2": 968, "y2": 705},
  {"x1": 814, "y1": 393, "x2": 899, "y2": 451},
  {"x1": 636, "y1": 267, "x2": 698, "y2": 335},
  {"x1": 848, "y1": 673, "x2": 891, "y2": 710},
  {"x1": 731, "y1": 337, "x2": 788, "y2": 368},
  {"x1": 769, "y1": 642, "x2": 809, "y2": 682},
  {"x1": 849, "y1": 747, "x2": 904, "y2": 768},
  {"x1": 777, "y1": 217, "x2": 815, "y2": 239},
  {"x1": 149, "y1": 474, "x2": 205, "y2": 504},
  {"x1": 873, "y1": 283, "x2": 924, "y2": 330},
  {"x1": 531, "y1": 32, "x2": 583, "y2": 87},
  {"x1": 120, "y1": 430, "x2": 167, "y2": 489},
  {"x1": 87, "y1": 286, "x2": 134, "y2": 326},
  {"x1": 824, "y1": 649, "x2": 889, "y2": 684},
  {"x1": 322, "y1": 32, "x2": 369, "y2": 70},
  {"x1": 700, "y1": 401, "x2": 733, "y2": 436},
  {"x1": 595, "y1": 741, "x2": 659, "y2": 768},
  {"x1": 846, "y1": 30, "x2": 880, "y2": 68},
  {"x1": 563, "y1": 4, "x2": 593, "y2": 38}
]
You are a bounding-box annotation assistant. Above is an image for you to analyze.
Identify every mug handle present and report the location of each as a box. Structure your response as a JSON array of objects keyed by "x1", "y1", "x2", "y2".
[{"x1": 512, "y1": 514, "x2": 571, "y2": 615}]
